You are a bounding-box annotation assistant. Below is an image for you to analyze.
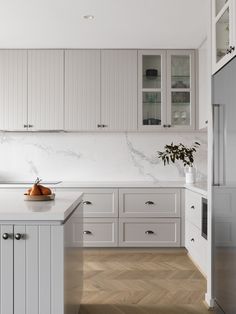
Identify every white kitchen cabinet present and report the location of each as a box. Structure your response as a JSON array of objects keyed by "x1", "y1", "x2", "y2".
[
  {"x1": 198, "y1": 38, "x2": 210, "y2": 129},
  {"x1": 138, "y1": 50, "x2": 196, "y2": 131},
  {"x1": 119, "y1": 218, "x2": 180, "y2": 247},
  {"x1": 0, "y1": 203, "x2": 83, "y2": 314},
  {"x1": 101, "y1": 50, "x2": 138, "y2": 131},
  {"x1": 0, "y1": 50, "x2": 27, "y2": 131},
  {"x1": 212, "y1": 0, "x2": 236, "y2": 73},
  {"x1": 28, "y1": 50, "x2": 64, "y2": 131},
  {"x1": 166, "y1": 50, "x2": 196, "y2": 130},
  {"x1": 138, "y1": 50, "x2": 167, "y2": 130},
  {"x1": 119, "y1": 188, "x2": 180, "y2": 218},
  {"x1": 185, "y1": 189, "x2": 207, "y2": 276},
  {"x1": 65, "y1": 50, "x2": 101, "y2": 131}
]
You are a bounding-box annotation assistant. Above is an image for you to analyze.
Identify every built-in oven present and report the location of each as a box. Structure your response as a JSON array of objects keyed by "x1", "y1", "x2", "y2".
[{"x1": 201, "y1": 197, "x2": 208, "y2": 240}]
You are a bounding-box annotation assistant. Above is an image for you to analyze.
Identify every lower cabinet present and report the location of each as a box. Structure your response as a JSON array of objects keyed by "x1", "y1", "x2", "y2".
[
  {"x1": 185, "y1": 189, "x2": 208, "y2": 275},
  {"x1": 119, "y1": 218, "x2": 180, "y2": 247},
  {"x1": 0, "y1": 203, "x2": 83, "y2": 314}
]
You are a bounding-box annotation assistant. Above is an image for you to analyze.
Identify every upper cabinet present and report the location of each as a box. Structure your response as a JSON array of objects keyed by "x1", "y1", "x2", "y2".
[
  {"x1": 0, "y1": 50, "x2": 27, "y2": 131},
  {"x1": 212, "y1": 0, "x2": 236, "y2": 73},
  {"x1": 138, "y1": 50, "x2": 195, "y2": 131},
  {"x1": 101, "y1": 50, "x2": 138, "y2": 131},
  {"x1": 65, "y1": 50, "x2": 100, "y2": 131},
  {"x1": 28, "y1": 50, "x2": 64, "y2": 131}
]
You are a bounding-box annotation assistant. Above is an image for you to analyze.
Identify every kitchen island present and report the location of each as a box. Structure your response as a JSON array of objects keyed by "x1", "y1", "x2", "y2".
[{"x1": 0, "y1": 189, "x2": 83, "y2": 314}]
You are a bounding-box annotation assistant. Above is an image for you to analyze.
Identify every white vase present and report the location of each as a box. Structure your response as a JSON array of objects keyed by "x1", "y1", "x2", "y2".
[{"x1": 185, "y1": 166, "x2": 195, "y2": 184}]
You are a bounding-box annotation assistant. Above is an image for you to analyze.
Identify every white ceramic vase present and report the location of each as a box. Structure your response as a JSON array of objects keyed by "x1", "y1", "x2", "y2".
[{"x1": 185, "y1": 166, "x2": 195, "y2": 184}]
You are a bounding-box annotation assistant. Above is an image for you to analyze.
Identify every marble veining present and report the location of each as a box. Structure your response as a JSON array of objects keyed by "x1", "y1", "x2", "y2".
[{"x1": 0, "y1": 132, "x2": 207, "y2": 182}]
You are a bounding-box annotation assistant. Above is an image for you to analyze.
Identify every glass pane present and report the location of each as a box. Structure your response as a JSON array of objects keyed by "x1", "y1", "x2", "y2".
[
  {"x1": 171, "y1": 92, "x2": 190, "y2": 126},
  {"x1": 142, "y1": 55, "x2": 161, "y2": 89},
  {"x1": 142, "y1": 92, "x2": 161, "y2": 125},
  {"x1": 216, "y1": 0, "x2": 228, "y2": 16},
  {"x1": 171, "y1": 55, "x2": 190, "y2": 88},
  {"x1": 216, "y1": 8, "x2": 230, "y2": 62}
]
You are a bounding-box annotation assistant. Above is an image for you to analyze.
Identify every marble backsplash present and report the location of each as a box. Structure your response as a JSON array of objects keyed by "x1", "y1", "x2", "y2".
[{"x1": 0, "y1": 132, "x2": 207, "y2": 182}]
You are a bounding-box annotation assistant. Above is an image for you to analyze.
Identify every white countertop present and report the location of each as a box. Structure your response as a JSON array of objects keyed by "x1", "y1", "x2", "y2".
[
  {"x1": 0, "y1": 181, "x2": 208, "y2": 197},
  {"x1": 0, "y1": 189, "x2": 83, "y2": 222}
]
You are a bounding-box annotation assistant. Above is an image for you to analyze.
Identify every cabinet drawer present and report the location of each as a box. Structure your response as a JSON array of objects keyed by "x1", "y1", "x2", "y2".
[
  {"x1": 119, "y1": 218, "x2": 180, "y2": 247},
  {"x1": 185, "y1": 221, "x2": 207, "y2": 275},
  {"x1": 66, "y1": 218, "x2": 118, "y2": 247},
  {"x1": 72, "y1": 189, "x2": 118, "y2": 218},
  {"x1": 119, "y1": 188, "x2": 180, "y2": 217},
  {"x1": 185, "y1": 190, "x2": 202, "y2": 229}
]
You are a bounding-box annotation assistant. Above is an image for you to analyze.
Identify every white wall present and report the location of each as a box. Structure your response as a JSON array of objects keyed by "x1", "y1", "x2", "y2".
[{"x1": 0, "y1": 132, "x2": 207, "y2": 182}]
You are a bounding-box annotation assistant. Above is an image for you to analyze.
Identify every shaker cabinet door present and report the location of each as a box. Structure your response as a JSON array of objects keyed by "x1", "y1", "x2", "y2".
[
  {"x1": 0, "y1": 225, "x2": 14, "y2": 314},
  {"x1": 101, "y1": 50, "x2": 138, "y2": 131},
  {"x1": 0, "y1": 50, "x2": 27, "y2": 131},
  {"x1": 65, "y1": 50, "x2": 101, "y2": 131},
  {"x1": 28, "y1": 50, "x2": 64, "y2": 130}
]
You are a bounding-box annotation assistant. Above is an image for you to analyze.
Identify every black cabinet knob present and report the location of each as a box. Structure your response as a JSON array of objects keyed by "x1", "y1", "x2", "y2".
[
  {"x1": 191, "y1": 238, "x2": 195, "y2": 242},
  {"x1": 145, "y1": 201, "x2": 155, "y2": 205},
  {"x1": 15, "y1": 233, "x2": 22, "y2": 240},
  {"x1": 83, "y1": 201, "x2": 92, "y2": 205},
  {"x1": 2, "y1": 233, "x2": 9, "y2": 240}
]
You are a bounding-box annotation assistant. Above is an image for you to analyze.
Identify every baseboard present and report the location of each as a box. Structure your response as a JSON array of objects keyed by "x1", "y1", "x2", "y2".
[{"x1": 205, "y1": 293, "x2": 215, "y2": 310}]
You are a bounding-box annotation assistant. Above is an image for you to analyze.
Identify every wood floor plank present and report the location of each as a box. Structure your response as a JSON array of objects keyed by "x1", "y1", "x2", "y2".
[{"x1": 78, "y1": 248, "x2": 210, "y2": 314}]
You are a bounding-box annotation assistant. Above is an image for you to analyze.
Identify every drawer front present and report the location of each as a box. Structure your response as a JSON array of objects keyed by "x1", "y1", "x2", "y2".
[
  {"x1": 185, "y1": 221, "x2": 207, "y2": 275},
  {"x1": 66, "y1": 218, "x2": 118, "y2": 247},
  {"x1": 185, "y1": 190, "x2": 202, "y2": 229},
  {"x1": 119, "y1": 218, "x2": 180, "y2": 247},
  {"x1": 119, "y1": 188, "x2": 181, "y2": 217},
  {"x1": 72, "y1": 189, "x2": 118, "y2": 217}
]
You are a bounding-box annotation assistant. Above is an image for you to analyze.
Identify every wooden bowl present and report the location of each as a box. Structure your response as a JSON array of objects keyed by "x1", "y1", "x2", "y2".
[{"x1": 24, "y1": 193, "x2": 55, "y2": 201}]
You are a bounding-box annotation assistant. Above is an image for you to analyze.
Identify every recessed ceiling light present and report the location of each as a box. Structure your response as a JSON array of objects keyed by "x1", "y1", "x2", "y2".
[{"x1": 83, "y1": 15, "x2": 95, "y2": 20}]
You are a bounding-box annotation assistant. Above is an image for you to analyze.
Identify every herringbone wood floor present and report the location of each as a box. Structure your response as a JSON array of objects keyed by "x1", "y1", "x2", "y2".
[{"x1": 79, "y1": 248, "x2": 210, "y2": 314}]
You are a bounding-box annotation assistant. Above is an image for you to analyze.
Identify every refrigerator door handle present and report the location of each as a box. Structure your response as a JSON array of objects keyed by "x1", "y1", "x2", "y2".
[{"x1": 212, "y1": 104, "x2": 226, "y2": 186}]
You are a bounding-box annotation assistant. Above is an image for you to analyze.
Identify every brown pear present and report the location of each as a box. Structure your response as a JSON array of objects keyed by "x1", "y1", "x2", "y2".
[
  {"x1": 38, "y1": 185, "x2": 52, "y2": 195},
  {"x1": 30, "y1": 184, "x2": 42, "y2": 196}
]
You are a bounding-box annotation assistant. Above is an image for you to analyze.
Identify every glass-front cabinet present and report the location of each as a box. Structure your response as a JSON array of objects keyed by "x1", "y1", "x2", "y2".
[
  {"x1": 167, "y1": 51, "x2": 195, "y2": 130},
  {"x1": 138, "y1": 50, "x2": 195, "y2": 130},
  {"x1": 212, "y1": 0, "x2": 236, "y2": 73},
  {"x1": 138, "y1": 50, "x2": 166, "y2": 129}
]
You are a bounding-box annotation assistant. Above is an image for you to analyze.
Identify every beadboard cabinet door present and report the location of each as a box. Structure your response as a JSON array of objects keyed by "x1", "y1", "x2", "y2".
[
  {"x1": 65, "y1": 50, "x2": 100, "y2": 131},
  {"x1": 28, "y1": 50, "x2": 64, "y2": 131},
  {"x1": 0, "y1": 50, "x2": 27, "y2": 131},
  {"x1": 101, "y1": 50, "x2": 138, "y2": 131},
  {"x1": 0, "y1": 225, "x2": 13, "y2": 314}
]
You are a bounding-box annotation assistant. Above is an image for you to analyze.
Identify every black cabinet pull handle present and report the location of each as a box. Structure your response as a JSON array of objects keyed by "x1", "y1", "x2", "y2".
[
  {"x1": 83, "y1": 230, "x2": 92, "y2": 235},
  {"x1": 145, "y1": 201, "x2": 154, "y2": 205},
  {"x1": 191, "y1": 238, "x2": 195, "y2": 242},
  {"x1": 191, "y1": 205, "x2": 195, "y2": 209},
  {"x1": 167, "y1": 124, "x2": 171, "y2": 128},
  {"x1": 83, "y1": 201, "x2": 92, "y2": 205},
  {"x1": 15, "y1": 233, "x2": 23, "y2": 240},
  {"x1": 163, "y1": 125, "x2": 167, "y2": 128},
  {"x1": 145, "y1": 230, "x2": 155, "y2": 235},
  {"x1": 23, "y1": 124, "x2": 28, "y2": 128},
  {"x1": 97, "y1": 124, "x2": 108, "y2": 128},
  {"x1": 2, "y1": 233, "x2": 9, "y2": 240}
]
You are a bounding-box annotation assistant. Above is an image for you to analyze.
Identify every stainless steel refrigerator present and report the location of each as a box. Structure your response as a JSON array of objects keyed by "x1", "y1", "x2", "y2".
[{"x1": 213, "y1": 56, "x2": 236, "y2": 314}]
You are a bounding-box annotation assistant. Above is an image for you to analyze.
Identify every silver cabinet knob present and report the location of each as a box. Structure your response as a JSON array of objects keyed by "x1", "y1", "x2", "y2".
[
  {"x1": 15, "y1": 233, "x2": 22, "y2": 240},
  {"x1": 145, "y1": 201, "x2": 154, "y2": 205},
  {"x1": 2, "y1": 233, "x2": 9, "y2": 240},
  {"x1": 83, "y1": 230, "x2": 92, "y2": 235},
  {"x1": 145, "y1": 230, "x2": 155, "y2": 235},
  {"x1": 83, "y1": 201, "x2": 92, "y2": 205}
]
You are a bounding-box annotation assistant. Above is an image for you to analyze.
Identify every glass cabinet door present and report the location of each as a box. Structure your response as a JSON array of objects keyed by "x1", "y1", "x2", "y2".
[
  {"x1": 138, "y1": 50, "x2": 166, "y2": 129},
  {"x1": 167, "y1": 51, "x2": 195, "y2": 129},
  {"x1": 213, "y1": 0, "x2": 235, "y2": 73}
]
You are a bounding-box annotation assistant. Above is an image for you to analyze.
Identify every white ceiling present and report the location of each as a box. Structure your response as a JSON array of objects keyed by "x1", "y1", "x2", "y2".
[{"x1": 0, "y1": 0, "x2": 208, "y2": 49}]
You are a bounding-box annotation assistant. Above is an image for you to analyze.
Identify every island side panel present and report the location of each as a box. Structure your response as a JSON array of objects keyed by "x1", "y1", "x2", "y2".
[{"x1": 51, "y1": 225, "x2": 64, "y2": 314}]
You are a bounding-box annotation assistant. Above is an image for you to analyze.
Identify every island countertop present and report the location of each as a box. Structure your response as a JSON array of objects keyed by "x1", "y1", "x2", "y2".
[{"x1": 0, "y1": 189, "x2": 83, "y2": 222}]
